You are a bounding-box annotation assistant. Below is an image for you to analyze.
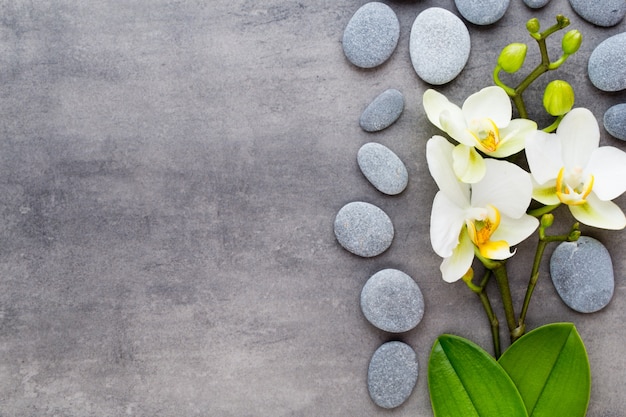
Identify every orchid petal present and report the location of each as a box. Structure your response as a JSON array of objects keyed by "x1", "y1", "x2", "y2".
[
  {"x1": 532, "y1": 179, "x2": 561, "y2": 205},
  {"x1": 569, "y1": 192, "x2": 626, "y2": 230},
  {"x1": 478, "y1": 240, "x2": 514, "y2": 260},
  {"x1": 491, "y1": 214, "x2": 539, "y2": 246},
  {"x1": 526, "y1": 130, "x2": 563, "y2": 185},
  {"x1": 430, "y1": 191, "x2": 467, "y2": 258},
  {"x1": 462, "y1": 86, "x2": 511, "y2": 128},
  {"x1": 452, "y1": 144, "x2": 486, "y2": 184},
  {"x1": 585, "y1": 146, "x2": 626, "y2": 201},
  {"x1": 490, "y1": 118, "x2": 537, "y2": 158},
  {"x1": 426, "y1": 136, "x2": 470, "y2": 206},
  {"x1": 471, "y1": 159, "x2": 532, "y2": 219},
  {"x1": 423, "y1": 89, "x2": 463, "y2": 131},
  {"x1": 440, "y1": 228, "x2": 475, "y2": 283},
  {"x1": 440, "y1": 109, "x2": 476, "y2": 146},
  {"x1": 558, "y1": 108, "x2": 599, "y2": 170}
]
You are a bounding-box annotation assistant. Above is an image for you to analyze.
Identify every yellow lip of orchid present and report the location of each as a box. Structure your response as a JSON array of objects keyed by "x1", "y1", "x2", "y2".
[
  {"x1": 466, "y1": 205, "x2": 510, "y2": 258},
  {"x1": 468, "y1": 118, "x2": 501, "y2": 153},
  {"x1": 555, "y1": 166, "x2": 594, "y2": 206}
]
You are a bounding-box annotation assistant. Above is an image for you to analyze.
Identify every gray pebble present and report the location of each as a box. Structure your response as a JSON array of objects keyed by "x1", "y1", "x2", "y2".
[
  {"x1": 357, "y1": 143, "x2": 408, "y2": 195},
  {"x1": 342, "y1": 2, "x2": 400, "y2": 68},
  {"x1": 550, "y1": 236, "x2": 615, "y2": 313},
  {"x1": 454, "y1": 0, "x2": 510, "y2": 25},
  {"x1": 334, "y1": 202, "x2": 394, "y2": 257},
  {"x1": 523, "y1": 0, "x2": 551, "y2": 8},
  {"x1": 409, "y1": 8, "x2": 471, "y2": 85},
  {"x1": 368, "y1": 341, "x2": 419, "y2": 409},
  {"x1": 569, "y1": 0, "x2": 626, "y2": 27},
  {"x1": 360, "y1": 89, "x2": 404, "y2": 132},
  {"x1": 588, "y1": 32, "x2": 626, "y2": 92},
  {"x1": 604, "y1": 103, "x2": 626, "y2": 140},
  {"x1": 361, "y1": 269, "x2": 424, "y2": 333}
]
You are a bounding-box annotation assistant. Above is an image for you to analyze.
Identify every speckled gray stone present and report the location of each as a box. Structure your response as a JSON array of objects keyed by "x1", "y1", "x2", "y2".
[
  {"x1": 569, "y1": 0, "x2": 626, "y2": 27},
  {"x1": 368, "y1": 341, "x2": 418, "y2": 409},
  {"x1": 359, "y1": 89, "x2": 404, "y2": 132},
  {"x1": 588, "y1": 32, "x2": 626, "y2": 92},
  {"x1": 550, "y1": 236, "x2": 615, "y2": 313},
  {"x1": 523, "y1": 0, "x2": 551, "y2": 8},
  {"x1": 455, "y1": 0, "x2": 510, "y2": 25},
  {"x1": 409, "y1": 8, "x2": 470, "y2": 85},
  {"x1": 342, "y1": 2, "x2": 400, "y2": 69},
  {"x1": 604, "y1": 103, "x2": 626, "y2": 140},
  {"x1": 357, "y1": 143, "x2": 408, "y2": 195},
  {"x1": 334, "y1": 202, "x2": 394, "y2": 257},
  {"x1": 360, "y1": 269, "x2": 424, "y2": 333}
]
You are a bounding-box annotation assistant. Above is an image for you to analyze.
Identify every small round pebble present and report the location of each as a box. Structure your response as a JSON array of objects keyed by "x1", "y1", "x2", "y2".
[
  {"x1": 569, "y1": 0, "x2": 626, "y2": 27},
  {"x1": 361, "y1": 269, "x2": 424, "y2": 333},
  {"x1": 368, "y1": 341, "x2": 418, "y2": 409},
  {"x1": 523, "y1": 0, "x2": 551, "y2": 8},
  {"x1": 357, "y1": 143, "x2": 408, "y2": 195},
  {"x1": 342, "y1": 2, "x2": 400, "y2": 69},
  {"x1": 588, "y1": 32, "x2": 626, "y2": 92},
  {"x1": 334, "y1": 202, "x2": 394, "y2": 257},
  {"x1": 359, "y1": 89, "x2": 405, "y2": 132},
  {"x1": 550, "y1": 236, "x2": 615, "y2": 313},
  {"x1": 604, "y1": 103, "x2": 626, "y2": 140},
  {"x1": 454, "y1": 0, "x2": 510, "y2": 25},
  {"x1": 409, "y1": 8, "x2": 471, "y2": 85}
]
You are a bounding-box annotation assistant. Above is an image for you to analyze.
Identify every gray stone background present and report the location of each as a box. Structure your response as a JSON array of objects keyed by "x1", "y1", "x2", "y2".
[{"x1": 0, "y1": 0, "x2": 624, "y2": 415}]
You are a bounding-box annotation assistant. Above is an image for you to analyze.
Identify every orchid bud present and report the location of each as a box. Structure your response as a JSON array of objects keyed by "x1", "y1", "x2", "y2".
[
  {"x1": 540, "y1": 213, "x2": 554, "y2": 229},
  {"x1": 562, "y1": 30, "x2": 582, "y2": 55},
  {"x1": 526, "y1": 18, "x2": 540, "y2": 34},
  {"x1": 497, "y1": 43, "x2": 527, "y2": 73},
  {"x1": 543, "y1": 80, "x2": 575, "y2": 116}
]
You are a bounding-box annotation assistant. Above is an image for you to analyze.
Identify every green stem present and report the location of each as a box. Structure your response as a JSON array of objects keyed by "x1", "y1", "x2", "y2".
[
  {"x1": 542, "y1": 115, "x2": 564, "y2": 132},
  {"x1": 527, "y1": 203, "x2": 560, "y2": 218},
  {"x1": 465, "y1": 270, "x2": 501, "y2": 358}
]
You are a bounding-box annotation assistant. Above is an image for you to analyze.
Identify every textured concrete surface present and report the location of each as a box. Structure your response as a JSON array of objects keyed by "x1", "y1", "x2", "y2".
[{"x1": 0, "y1": 1, "x2": 624, "y2": 416}]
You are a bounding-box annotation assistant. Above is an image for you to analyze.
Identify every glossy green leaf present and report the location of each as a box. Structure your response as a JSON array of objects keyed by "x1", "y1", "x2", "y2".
[
  {"x1": 498, "y1": 323, "x2": 590, "y2": 417},
  {"x1": 428, "y1": 334, "x2": 528, "y2": 417}
]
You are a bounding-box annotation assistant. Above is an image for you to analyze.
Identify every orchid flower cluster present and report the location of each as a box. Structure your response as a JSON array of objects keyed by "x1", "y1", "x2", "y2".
[{"x1": 423, "y1": 16, "x2": 626, "y2": 358}]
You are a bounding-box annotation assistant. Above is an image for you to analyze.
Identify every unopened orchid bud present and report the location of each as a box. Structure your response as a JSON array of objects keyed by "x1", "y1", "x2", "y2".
[
  {"x1": 526, "y1": 18, "x2": 540, "y2": 34},
  {"x1": 543, "y1": 80, "x2": 575, "y2": 116},
  {"x1": 497, "y1": 43, "x2": 527, "y2": 73},
  {"x1": 540, "y1": 213, "x2": 554, "y2": 229},
  {"x1": 562, "y1": 30, "x2": 582, "y2": 55}
]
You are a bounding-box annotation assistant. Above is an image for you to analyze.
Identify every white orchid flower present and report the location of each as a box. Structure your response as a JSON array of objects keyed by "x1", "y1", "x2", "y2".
[
  {"x1": 526, "y1": 107, "x2": 626, "y2": 230},
  {"x1": 427, "y1": 136, "x2": 539, "y2": 282},
  {"x1": 423, "y1": 86, "x2": 537, "y2": 184}
]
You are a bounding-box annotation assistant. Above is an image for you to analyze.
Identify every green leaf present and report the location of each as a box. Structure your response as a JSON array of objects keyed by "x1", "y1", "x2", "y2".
[
  {"x1": 428, "y1": 334, "x2": 528, "y2": 417},
  {"x1": 498, "y1": 323, "x2": 590, "y2": 417}
]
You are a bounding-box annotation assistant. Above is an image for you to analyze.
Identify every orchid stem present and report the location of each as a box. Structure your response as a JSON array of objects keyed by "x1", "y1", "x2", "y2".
[{"x1": 465, "y1": 269, "x2": 501, "y2": 358}]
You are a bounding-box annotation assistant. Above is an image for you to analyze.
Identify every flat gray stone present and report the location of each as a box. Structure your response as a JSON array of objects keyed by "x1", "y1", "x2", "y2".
[
  {"x1": 368, "y1": 341, "x2": 419, "y2": 409},
  {"x1": 360, "y1": 269, "x2": 424, "y2": 333},
  {"x1": 342, "y1": 2, "x2": 400, "y2": 69},
  {"x1": 359, "y1": 89, "x2": 404, "y2": 132},
  {"x1": 569, "y1": 0, "x2": 626, "y2": 27},
  {"x1": 455, "y1": 0, "x2": 510, "y2": 25},
  {"x1": 409, "y1": 8, "x2": 471, "y2": 85},
  {"x1": 334, "y1": 202, "x2": 394, "y2": 257},
  {"x1": 550, "y1": 236, "x2": 615, "y2": 313},
  {"x1": 523, "y1": 0, "x2": 551, "y2": 8},
  {"x1": 604, "y1": 103, "x2": 626, "y2": 140},
  {"x1": 357, "y1": 143, "x2": 408, "y2": 195},
  {"x1": 588, "y1": 32, "x2": 626, "y2": 92}
]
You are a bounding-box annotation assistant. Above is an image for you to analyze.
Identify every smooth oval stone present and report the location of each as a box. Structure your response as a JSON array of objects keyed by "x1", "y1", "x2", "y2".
[
  {"x1": 569, "y1": 0, "x2": 626, "y2": 27},
  {"x1": 550, "y1": 236, "x2": 615, "y2": 313},
  {"x1": 368, "y1": 341, "x2": 419, "y2": 409},
  {"x1": 334, "y1": 202, "x2": 394, "y2": 257},
  {"x1": 523, "y1": 0, "x2": 551, "y2": 8},
  {"x1": 342, "y1": 2, "x2": 400, "y2": 68},
  {"x1": 410, "y1": 8, "x2": 471, "y2": 85},
  {"x1": 361, "y1": 269, "x2": 424, "y2": 333},
  {"x1": 588, "y1": 32, "x2": 626, "y2": 92},
  {"x1": 357, "y1": 143, "x2": 408, "y2": 195},
  {"x1": 604, "y1": 103, "x2": 626, "y2": 140},
  {"x1": 360, "y1": 89, "x2": 404, "y2": 132},
  {"x1": 454, "y1": 0, "x2": 510, "y2": 25}
]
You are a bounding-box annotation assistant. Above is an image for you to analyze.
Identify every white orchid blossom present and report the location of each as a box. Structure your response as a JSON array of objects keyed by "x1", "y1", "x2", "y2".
[
  {"x1": 427, "y1": 136, "x2": 539, "y2": 282},
  {"x1": 526, "y1": 107, "x2": 626, "y2": 230},
  {"x1": 423, "y1": 86, "x2": 537, "y2": 184}
]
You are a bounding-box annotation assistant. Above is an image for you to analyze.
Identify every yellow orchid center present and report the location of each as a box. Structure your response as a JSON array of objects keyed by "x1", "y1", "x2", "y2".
[
  {"x1": 555, "y1": 166, "x2": 594, "y2": 206},
  {"x1": 468, "y1": 118, "x2": 501, "y2": 153},
  {"x1": 466, "y1": 205, "x2": 509, "y2": 258}
]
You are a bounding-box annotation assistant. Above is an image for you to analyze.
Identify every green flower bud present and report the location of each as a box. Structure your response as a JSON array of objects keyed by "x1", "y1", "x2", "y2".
[
  {"x1": 540, "y1": 213, "x2": 554, "y2": 229},
  {"x1": 526, "y1": 18, "x2": 540, "y2": 34},
  {"x1": 497, "y1": 43, "x2": 527, "y2": 73},
  {"x1": 543, "y1": 80, "x2": 575, "y2": 116},
  {"x1": 562, "y1": 30, "x2": 582, "y2": 55}
]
